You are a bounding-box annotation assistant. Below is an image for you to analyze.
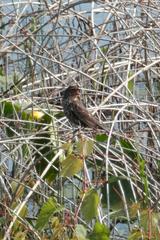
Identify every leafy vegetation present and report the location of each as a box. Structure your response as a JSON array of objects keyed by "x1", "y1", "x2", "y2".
[{"x1": 0, "y1": 1, "x2": 160, "y2": 239}]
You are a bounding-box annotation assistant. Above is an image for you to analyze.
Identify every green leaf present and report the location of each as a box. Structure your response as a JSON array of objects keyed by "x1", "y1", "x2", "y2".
[
  {"x1": 61, "y1": 142, "x2": 73, "y2": 155},
  {"x1": 60, "y1": 154, "x2": 83, "y2": 177},
  {"x1": 61, "y1": 142, "x2": 72, "y2": 151},
  {"x1": 119, "y1": 139, "x2": 136, "y2": 159},
  {"x1": 30, "y1": 17, "x2": 37, "y2": 32},
  {"x1": 0, "y1": 101, "x2": 21, "y2": 136},
  {"x1": 89, "y1": 222, "x2": 110, "y2": 240},
  {"x1": 108, "y1": 175, "x2": 128, "y2": 184},
  {"x1": 35, "y1": 197, "x2": 63, "y2": 230},
  {"x1": 33, "y1": 126, "x2": 58, "y2": 182},
  {"x1": 96, "y1": 134, "x2": 108, "y2": 142},
  {"x1": 2, "y1": 101, "x2": 20, "y2": 117},
  {"x1": 120, "y1": 139, "x2": 149, "y2": 200},
  {"x1": 40, "y1": 113, "x2": 52, "y2": 124},
  {"x1": 128, "y1": 80, "x2": 134, "y2": 93},
  {"x1": 137, "y1": 154, "x2": 149, "y2": 202},
  {"x1": 0, "y1": 66, "x2": 4, "y2": 76},
  {"x1": 127, "y1": 72, "x2": 134, "y2": 94},
  {"x1": 76, "y1": 139, "x2": 94, "y2": 157},
  {"x1": 81, "y1": 189, "x2": 99, "y2": 222}
]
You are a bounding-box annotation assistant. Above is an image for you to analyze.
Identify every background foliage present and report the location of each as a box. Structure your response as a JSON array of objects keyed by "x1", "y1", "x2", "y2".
[{"x1": 0, "y1": 1, "x2": 160, "y2": 239}]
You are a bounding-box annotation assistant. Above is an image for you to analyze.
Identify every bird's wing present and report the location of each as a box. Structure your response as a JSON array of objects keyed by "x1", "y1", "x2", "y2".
[{"x1": 70, "y1": 100, "x2": 103, "y2": 129}]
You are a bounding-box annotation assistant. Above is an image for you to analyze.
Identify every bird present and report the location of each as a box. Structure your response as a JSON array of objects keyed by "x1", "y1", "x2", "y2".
[{"x1": 61, "y1": 85, "x2": 105, "y2": 130}]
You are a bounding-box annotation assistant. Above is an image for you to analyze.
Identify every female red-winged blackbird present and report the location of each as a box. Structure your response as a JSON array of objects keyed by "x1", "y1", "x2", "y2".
[{"x1": 62, "y1": 85, "x2": 105, "y2": 130}]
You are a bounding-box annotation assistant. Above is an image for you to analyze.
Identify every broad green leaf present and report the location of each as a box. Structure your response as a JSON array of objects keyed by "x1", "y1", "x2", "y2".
[
  {"x1": 81, "y1": 189, "x2": 99, "y2": 222},
  {"x1": 35, "y1": 197, "x2": 63, "y2": 230},
  {"x1": 61, "y1": 142, "x2": 73, "y2": 155},
  {"x1": 96, "y1": 134, "x2": 108, "y2": 142},
  {"x1": 76, "y1": 139, "x2": 94, "y2": 157},
  {"x1": 89, "y1": 221, "x2": 110, "y2": 240},
  {"x1": 119, "y1": 139, "x2": 136, "y2": 159},
  {"x1": 61, "y1": 142, "x2": 72, "y2": 151},
  {"x1": 2, "y1": 101, "x2": 20, "y2": 116},
  {"x1": 60, "y1": 154, "x2": 83, "y2": 177}
]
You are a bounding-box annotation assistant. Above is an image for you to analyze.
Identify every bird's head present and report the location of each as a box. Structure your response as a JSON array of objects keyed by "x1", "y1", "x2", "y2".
[{"x1": 62, "y1": 85, "x2": 81, "y2": 98}]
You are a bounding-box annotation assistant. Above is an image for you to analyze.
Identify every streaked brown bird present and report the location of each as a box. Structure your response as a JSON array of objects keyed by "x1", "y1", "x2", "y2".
[{"x1": 62, "y1": 85, "x2": 105, "y2": 130}]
